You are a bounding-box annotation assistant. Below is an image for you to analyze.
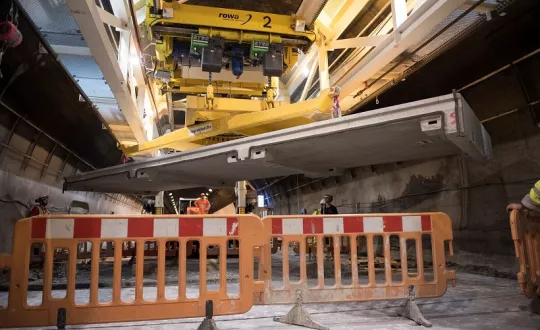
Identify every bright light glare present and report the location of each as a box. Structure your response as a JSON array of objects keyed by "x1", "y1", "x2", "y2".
[
  {"x1": 302, "y1": 66, "x2": 309, "y2": 77},
  {"x1": 129, "y1": 55, "x2": 139, "y2": 66}
]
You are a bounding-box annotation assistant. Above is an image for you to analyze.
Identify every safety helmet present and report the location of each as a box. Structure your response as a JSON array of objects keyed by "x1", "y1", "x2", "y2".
[{"x1": 35, "y1": 195, "x2": 49, "y2": 203}]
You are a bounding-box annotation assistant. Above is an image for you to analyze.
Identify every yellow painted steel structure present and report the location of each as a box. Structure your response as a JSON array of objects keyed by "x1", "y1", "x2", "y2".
[
  {"x1": 147, "y1": 2, "x2": 315, "y2": 41},
  {"x1": 130, "y1": 2, "x2": 338, "y2": 156},
  {"x1": 122, "y1": 88, "x2": 334, "y2": 155}
]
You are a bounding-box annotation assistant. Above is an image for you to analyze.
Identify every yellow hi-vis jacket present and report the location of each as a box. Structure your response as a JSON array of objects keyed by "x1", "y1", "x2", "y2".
[{"x1": 522, "y1": 180, "x2": 540, "y2": 210}]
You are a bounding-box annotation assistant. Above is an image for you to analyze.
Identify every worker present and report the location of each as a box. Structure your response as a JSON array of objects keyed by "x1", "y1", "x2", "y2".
[
  {"x1": 30, "y1": 195, "x2": 49, "y2": 216},
  {"x1": 506, "y1": 180, "x2": 540, "y2": 315},
  {"x1": 194, "y1": 193, "x2": 211, "y2": 214},
  {"x1": 320, "y1": 194, "x2": 338, "y2": 214},
  {"x1": 507, "y1": 180, "x2": 540, "y2": 211}
]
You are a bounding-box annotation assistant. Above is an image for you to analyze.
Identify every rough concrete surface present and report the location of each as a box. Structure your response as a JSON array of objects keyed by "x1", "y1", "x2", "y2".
[
  {"x1": 1, "y1": 273, "x2": 538, "y2": 329},
  {"x1": 266, "y1": 130, "x2": 540, "y2": 275},
  {"x1": 0, "y1": 169, "x2": 142, "y2": 253}
]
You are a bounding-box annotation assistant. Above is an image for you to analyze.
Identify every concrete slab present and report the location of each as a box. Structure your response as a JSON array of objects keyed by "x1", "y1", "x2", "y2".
[
  {"x1": 2, "y1": 273, "x2": 538, "y2": 329},
  {"x1": 64, "y1": 93, "x2": 492, "y2": 194}
]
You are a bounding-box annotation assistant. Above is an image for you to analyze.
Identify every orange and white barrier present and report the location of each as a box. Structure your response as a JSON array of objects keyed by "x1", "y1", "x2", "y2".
[
  {"x1": 260, "y1": 214, "x2": 454, "y2": 305},
  {"x1": 0, "y1": 212, "x2": 455, "y2": 328},
  {"x1": 510, "y1": 210, "x2": 540, "y2": 314},
  {"x1": 0, "y1": 214, "x2": 262, "y2": 328}
]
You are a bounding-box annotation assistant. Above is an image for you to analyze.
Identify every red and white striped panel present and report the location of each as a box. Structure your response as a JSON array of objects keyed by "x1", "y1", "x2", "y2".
[
  {"x1": 271, "y1": 215, "x2": 431, "y2": 235},
  {"x1": 31, "y1": 217, "x2": 239, "y2": 239}
]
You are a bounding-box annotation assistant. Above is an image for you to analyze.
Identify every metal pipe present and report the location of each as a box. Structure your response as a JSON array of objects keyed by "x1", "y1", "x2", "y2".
[
  {"x1": 1, "y1": 142, "x2": 65, "y2": 176},
  {"x1": 457, "y1": 47, "x2": 540, "y2": 92},
  {"x1": 0, "y1": 100, "x2": 96, "y2": 170},
  {"x1": 151, "y1": 25, "x2": 198, "y2": 35}
]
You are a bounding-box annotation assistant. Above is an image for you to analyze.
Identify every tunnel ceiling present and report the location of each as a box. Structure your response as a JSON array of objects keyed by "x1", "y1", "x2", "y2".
[
  {"x1": 357, "y1": 0, "x2": 540, "y2": 140},
  {"x1": 0, "y1": 1, "x2": 122, "y2": 169}
]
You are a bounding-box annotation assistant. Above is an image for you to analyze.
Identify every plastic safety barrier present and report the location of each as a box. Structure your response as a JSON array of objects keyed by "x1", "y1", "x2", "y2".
[
  {"x1": 0, "y1": 214, "x2": 264, "y2": 328},
  {"x1": 258, "y1": 213, "x2": 456, "y2": 305},
  {"x1": 510, "y1": 210, "x2": 540, "y2": 313},
  {"x1": 0, "y1": 212, "x2": 455, "y2": 328}
]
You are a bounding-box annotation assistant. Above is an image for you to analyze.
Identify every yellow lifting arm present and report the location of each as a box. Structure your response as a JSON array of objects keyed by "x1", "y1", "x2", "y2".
[{"x1": 122, "y1": 89, "x2": 335, "y2": 155}]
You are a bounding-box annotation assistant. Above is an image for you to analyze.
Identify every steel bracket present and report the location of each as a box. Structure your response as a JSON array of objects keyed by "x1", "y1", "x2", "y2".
[
  {"x1": 398, "y1": 285, "x2": 432, "y2": 327},
  {"x1": 56, "y1": 308, "x2": 67, "y2": 330},
  {"x1": 273, "y1": 290, "x2": 329, "y2": 330}
]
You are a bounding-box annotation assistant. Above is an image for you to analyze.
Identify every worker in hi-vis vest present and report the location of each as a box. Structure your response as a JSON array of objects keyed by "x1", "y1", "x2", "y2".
[
  {"x1": 507, "y1": 180, "x2": 540, "y2": 211},
  {"x1": 194, "y1": 193, "x2": 211, "y2": 214}
]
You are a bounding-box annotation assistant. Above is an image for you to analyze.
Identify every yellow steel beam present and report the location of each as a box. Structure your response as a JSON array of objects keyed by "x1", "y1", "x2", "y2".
[
  {"x1": 238, "y1": 117, "x2": 315, "y2": 136},
  {"x1": 123, "y1": 89, "x2": 334, "y2": 154},
  {"x1": 109, "y1": 124, "x2": 133, "y2": 132},
  {"x1": 170, "y1": 86, "x2": 264, "y2": 96},
  {"x1": 198, "y1": 28, "x2": 283, "y2": 44},
  {"x1": 149, "y1": 3, "x2": 314, "y2": 41},
  {"x1": 186, "y1": 95, "x2": 288, "y2": 113}
]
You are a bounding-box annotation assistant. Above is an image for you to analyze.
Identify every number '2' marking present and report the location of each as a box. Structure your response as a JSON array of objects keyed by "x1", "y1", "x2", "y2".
[{"x1": 263, "y1": 16, "x2": 272, "y2": 28}]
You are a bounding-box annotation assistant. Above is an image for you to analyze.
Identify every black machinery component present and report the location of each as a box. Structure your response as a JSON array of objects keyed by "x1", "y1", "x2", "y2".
[
  {"x1": 263, "y1": 43, "x2": 284, "y2": 77},
  {"x1": 201, "y1": 37, "x2": 224, "y2": 73}
]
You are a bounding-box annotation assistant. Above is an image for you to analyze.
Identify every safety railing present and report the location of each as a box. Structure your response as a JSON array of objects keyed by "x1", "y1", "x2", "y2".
[
  {"x1": 0, "y1": 214, "x2": 264, "y2": 328},
  {"x1": 256, "y1": 213, "x2": 455, "y2": 328},
  {"x1": 259, "y1": 213, "x2": 455, "y2": 303},
  {"x1": 0, "y1": 212, "x2": 455, "y2": 329},
  {"x1": 510, "y1": 210, "x2": 540, "y2": 313}
]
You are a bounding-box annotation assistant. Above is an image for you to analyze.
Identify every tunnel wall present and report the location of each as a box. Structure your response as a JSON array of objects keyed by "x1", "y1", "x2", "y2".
[
  {"x1": 265, "y1": 113, "x2": 540, "y2": 275},
  {"x1": 0, "y1": 121, "x2": 142, "y2": 254}
]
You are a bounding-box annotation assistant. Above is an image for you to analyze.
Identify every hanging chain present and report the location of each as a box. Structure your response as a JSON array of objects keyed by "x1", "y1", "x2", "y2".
[{"x1": 331, "y1": 86, "x2": 341, "y2": 118}]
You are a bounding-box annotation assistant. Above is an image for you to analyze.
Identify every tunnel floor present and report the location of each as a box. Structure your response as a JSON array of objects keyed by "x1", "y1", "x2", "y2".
[{"x1": 3, "y1": 272, "x2": 539, "y2": 329}]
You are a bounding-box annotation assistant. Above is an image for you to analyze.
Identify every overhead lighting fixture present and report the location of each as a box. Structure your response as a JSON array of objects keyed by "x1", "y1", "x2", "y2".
[
  {"x1": 169, "y1": 193, "x2": 173, "y2": 196},
  {"x1": 209, "y1": 188, "x2": 213, "y2": 192}
]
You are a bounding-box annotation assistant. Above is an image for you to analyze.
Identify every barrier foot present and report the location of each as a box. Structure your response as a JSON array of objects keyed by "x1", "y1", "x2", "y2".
[
  {"x1": 530, "y1": 294, "x2": 540, "y2": 315},
  {"x1": 398, "y1": 285, "x2": 432, "y2": 327},
  {"x1": 273, "y1": 290, "x2": 329, "y2": 330},
  {"x1": 56, "y1": 308, "x2": 66, "y2": 330},
  {"x1": 196, "y1": 300, "x2": 219, "y2": 330}
]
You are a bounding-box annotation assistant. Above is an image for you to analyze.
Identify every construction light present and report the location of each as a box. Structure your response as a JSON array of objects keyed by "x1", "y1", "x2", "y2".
[{"x1": 169, "y1": 192, "x2": 173, "y2": 196}]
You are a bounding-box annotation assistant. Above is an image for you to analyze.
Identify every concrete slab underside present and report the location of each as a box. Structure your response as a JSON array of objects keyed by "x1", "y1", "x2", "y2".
[
  {"x1": 7, "y1": 273, "x2": 539, "y2": 329},
  {"x1": 64, "y1": 93, "x2": 491, "y2": 194}
]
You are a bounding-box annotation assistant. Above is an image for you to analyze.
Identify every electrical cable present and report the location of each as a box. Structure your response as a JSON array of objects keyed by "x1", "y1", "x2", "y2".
[{"x1": 0, "y1": 198, "x2": 28, "y2": 208}]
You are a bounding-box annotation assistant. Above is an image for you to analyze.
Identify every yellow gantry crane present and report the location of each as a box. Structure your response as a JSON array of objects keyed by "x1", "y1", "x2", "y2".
[
  {"x1": 119, "y1": 0, "x2": 341, "y2": 155},
  {"x1": 65, "y1": 0, "x2": 476, "y2": 156}
]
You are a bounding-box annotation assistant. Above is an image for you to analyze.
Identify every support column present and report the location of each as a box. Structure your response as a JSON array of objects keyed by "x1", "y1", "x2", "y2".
[
  {"x1": 236, "y1": 181, "x2": 247, "y2": 214},
  {"x1": 318, "y1": 42, "x2": 330, "y2": 91},
  {"x1": 155, "y1": 191, "x2": 164, "y2": 215}
]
